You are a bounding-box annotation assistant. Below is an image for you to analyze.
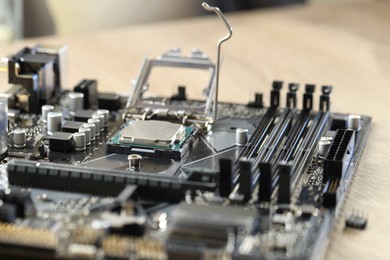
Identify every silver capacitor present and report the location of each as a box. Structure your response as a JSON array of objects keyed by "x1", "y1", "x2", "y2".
[
  {"x1": 236, "y1": 128, "x2": 248, "y2": 146},
  {"x1": 318, "y1": 137, "x2": 332, "y2": 158},
  {"x1": 83, "y1": 123, "x2": 96, "y2": 141},
  {"x1": 13, "y1": 129, "x2": 26, "y2": 148},
  {"x1": 79, "y1": 127, "x2": 91, "y2": 146},
  {"x1": 87, "y1": 118, "x2": 100, "y2": 137},
  {"x1": 68, "y1": 92, "x2": 84, "y2": 115},
  {"x1": 347, "y1": 114, "x2": 361, "y2": 131},
  {"x1": 92, "y1": 114, "x2": 105, "y2": 132},
  {"x1": 96, "y1": 109, "x2": 109, "y2": 126},
  {"x1": 73, "y1": 132, "x2": 86, "y2": 151},
  {"x1": 47, "y1": 112, "x2": 63, "y2": 135},
  {"x1": 41, "y1": 105, "x2": 54, "y2": 123}
]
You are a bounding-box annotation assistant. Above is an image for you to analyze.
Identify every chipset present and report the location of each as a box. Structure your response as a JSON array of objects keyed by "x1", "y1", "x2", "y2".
[{"x1": 106, "y1": 120, "x2": 194, "y2": 159}]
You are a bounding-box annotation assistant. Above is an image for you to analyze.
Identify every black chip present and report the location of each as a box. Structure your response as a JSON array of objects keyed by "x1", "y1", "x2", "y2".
[
  {"x1": 62, "y1": 121, "x2": 84, "y2": 133},
  {"x1": 98, "y1": 92, "x2": 121, "y2": 111},
  {"x1": 49, "y1": 132, "x2": 74, "y2": 152},
  {"x1": 73, "y1": 110, "x2": 95, "y2": 122}
]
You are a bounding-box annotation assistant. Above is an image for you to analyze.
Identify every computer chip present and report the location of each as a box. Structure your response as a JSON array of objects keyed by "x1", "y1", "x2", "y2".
[
  {"x1": 119, "y1": 120, "x2": 185, "y2": 148},
  {"x1": 106, "y1": 120, "x2": 194, "y2": 159}
]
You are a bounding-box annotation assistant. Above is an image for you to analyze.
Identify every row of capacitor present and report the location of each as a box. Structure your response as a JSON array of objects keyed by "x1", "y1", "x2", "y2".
[{"x1": 13, "y1": 92, "x2": 110, "y2": 152}]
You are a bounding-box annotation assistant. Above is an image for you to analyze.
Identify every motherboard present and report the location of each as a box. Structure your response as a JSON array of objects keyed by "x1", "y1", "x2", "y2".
[{"x1": 0, "y1": 3, "x2": 371, "y2": 260}]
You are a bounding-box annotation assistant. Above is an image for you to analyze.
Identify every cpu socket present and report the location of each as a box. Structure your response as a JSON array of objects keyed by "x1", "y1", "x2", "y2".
[{"x1": 125, "y1": 48, "x2": 216, "y2": 126}]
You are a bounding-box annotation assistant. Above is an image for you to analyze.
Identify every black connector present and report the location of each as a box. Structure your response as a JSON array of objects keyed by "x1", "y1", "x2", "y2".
[
  {"x1": 303, "y1": 84, "x2": 315, "y2": 111},
  {"x1": 277, "y1": 162, "x2": 292, "y2": 204},
  {"x1": 7, "y1": 160, "x2": 217, "y2": 202},
  {"x1": 319, "y1": 85, "x2": 332, "y2": 111},
  {"x1": 286, "y1": 83, "x2": 299, "y2": 108},
  {"x1": 239, "y1": 159, "x2": 253, "y2": 200},
  {"x1": 322, "y1": 178, "x2": 339, "y2": 208},
  {"x1": 324, "y1": 129, "x2": 355, "y2": 179},
  {"x1": 270, "y1": 81, "x2": 283, "y2": 107},
  {"x1": 219, "y1": 158, "x2": 233, "y2": 197},
  {"x1": 258, "y1": 162, "x2": 272, "y2": 202},
  {"x1": 248, "y1": 93, "x2": 263, "y2": 108}
]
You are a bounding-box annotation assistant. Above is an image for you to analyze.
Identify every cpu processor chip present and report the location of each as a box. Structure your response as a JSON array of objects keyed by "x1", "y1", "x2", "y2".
[{"x1": 119, "y1": 120, "x2": 185, "y2": 148}]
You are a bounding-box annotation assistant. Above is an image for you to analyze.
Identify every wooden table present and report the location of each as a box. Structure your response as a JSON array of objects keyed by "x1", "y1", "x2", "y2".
[{"x1": 1, "y1": 1, "x2": 389, "y2": 259}]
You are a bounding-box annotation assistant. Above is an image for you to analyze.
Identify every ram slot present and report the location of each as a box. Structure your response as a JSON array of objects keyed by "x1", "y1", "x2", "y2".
[
  {"x1": 254, "y1": 109, "x2": 294, "y2": 165},
  {"x1": 260, "y1": 111, "x2": 330, "y2": 203},
  {"x1": 232, "y1": 107, "x2": 279, "y2": 184},
  {"x1": 238, "y1": 107, "x2": 278, "y2": 160},
  {"x1": 232, "y1": 108, "x2": 292, "y2": 198},
  {"x1": 291, "y1": 112, "x2": 330, "y2": 188},
  {"x1": 277, "y1": 110, "x2": 312, "y2": 164},
  {"x1": 256, "y1": 109, "x2": 310, "y2": 203}
]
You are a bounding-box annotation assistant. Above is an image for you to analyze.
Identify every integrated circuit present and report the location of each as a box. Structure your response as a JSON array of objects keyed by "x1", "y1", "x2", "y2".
[{"x1": 106, "y1": 120, "x2": 194, "y2": 159}]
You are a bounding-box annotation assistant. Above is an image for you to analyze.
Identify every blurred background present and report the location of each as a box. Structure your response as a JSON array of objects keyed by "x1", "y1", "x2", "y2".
[{"x1": 0, "y1": 0, "x2": 371, "y2": 44}]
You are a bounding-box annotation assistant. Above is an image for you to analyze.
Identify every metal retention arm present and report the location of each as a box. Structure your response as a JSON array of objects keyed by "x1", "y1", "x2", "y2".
[{"x1": 202, "y1": 2, "x2": 233, "y2": 123}]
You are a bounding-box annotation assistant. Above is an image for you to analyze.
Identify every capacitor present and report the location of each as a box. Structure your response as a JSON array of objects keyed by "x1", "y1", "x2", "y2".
[
  {"x1": 79, "y1": 127, "x2": 91, "y2": 146},
  {"x1": 68, "y1": 92, "x2": 84, "y2": 115},
  {"x1": 236, "y1": 128, "x2": 248, "y2": 146},
  {"x1": 87, "y1": 118, "x2": 100, "y2": 137},
  {"x1": 128, "y1": 154, "x2": 142, "y2": 171},
  {"x1": 73, "y1": 132, "x2": 86, "y2": 151},
  {"x1": 47, "y1": 112, "x2": 63, "y2": 135},
  {"x1": 92, "y1": 114, "x2": 105, "y2": 132},
  {"x1": 96, "y1": 109, "x2": 109, "y2": 126},
  {"x1": 318, "y1": 139, "x2": 332, "y2": 158},
  {"x1": 83, "y1": 123, "x2": 96, "y2": 141},
  {"x1": 41, "y1": 105, "x2": 54, "y2": 123},
  {"x1": 347, "y1": 114, "x2": 361, "y2": 131},
  {"x1": 13, "y1": 129, "x2": 26, "y2": 148}
]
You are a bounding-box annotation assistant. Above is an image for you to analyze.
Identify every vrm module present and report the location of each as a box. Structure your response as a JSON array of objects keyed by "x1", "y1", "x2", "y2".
[{"x1": 0, "y1": 3, "x2": 370, "y2": 260}]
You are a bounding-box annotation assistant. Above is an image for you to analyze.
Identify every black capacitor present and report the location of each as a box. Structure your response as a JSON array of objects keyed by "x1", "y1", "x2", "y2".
[{"x1": 49, "y1": 132, "x2": 74, "y2": 152}]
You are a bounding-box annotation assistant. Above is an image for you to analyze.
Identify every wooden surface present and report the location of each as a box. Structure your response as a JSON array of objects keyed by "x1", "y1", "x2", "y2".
[{"x1": 1, "y1": 1, "x2": 390, "y2": 259}]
